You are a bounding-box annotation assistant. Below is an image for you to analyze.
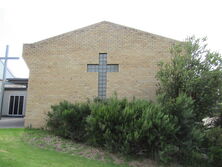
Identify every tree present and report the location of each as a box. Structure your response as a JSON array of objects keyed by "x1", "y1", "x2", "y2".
[{"x1": 156, "y1": 36, "x2": 222, "y2": 121}]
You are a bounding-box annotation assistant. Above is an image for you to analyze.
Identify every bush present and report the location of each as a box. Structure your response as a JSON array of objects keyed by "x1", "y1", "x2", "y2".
[
  {"x1": 46, "y1": 96, "x2": 221, "y2": 166},
  {"x1": 86, "y1": 97, "x2": 177, "y2": 158},
  {"x1": 159, "y1": 93, "x2": 195, "y2": 140},
  {"x1": 47, "y1": 97, "x2": 179, "y2": 162},
  {"x1": 156, "y1": 37, "x2": 222, "y2": 121},
  {"x1": 155, "y1": 37, "x2": 222, "y2": 165},
  {"x1": 202, "y1": 127, "x2": 222, "y2": 167},
  {"x1": 47, "y1": 101, "x2": 91, "y2": 141},
  {"x1": 158, "y1": 93, "x2": 206, "y2": 164}
]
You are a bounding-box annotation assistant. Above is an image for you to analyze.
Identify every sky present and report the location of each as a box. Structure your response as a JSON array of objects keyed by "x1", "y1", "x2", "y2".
[{"x1": 0, "y1": 0, "x2": 222, "y2": 78}]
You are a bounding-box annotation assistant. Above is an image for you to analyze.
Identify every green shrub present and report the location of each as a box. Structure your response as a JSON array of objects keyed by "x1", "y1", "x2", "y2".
[
  {"x1": 46, "y1": 101, "x2": 70, "y2": 137},
  {"x1": 86, "y1": 97, "x2": 178, "y2": 158},
  {"x1": 203, "y1": 127, "x2": 222, "y2": 166},
  {"x1": 155, "y1": 37, "x2": 222, "y2": 165},
  {"x1": 156, "y1": 37, "x2": 222, "y2": 121},
  {"x1": 47, "y1": 101, "x2": 91, "y2": 141},
  {"x1": 46, "y1": 96, "x2": 222, "y2": 166},
  {"x1": 161, "y1": 93, "x2": 200, "y2": 144},
  {"x1": 158, "y1": 93, "x2": 207, "y2": 165}
]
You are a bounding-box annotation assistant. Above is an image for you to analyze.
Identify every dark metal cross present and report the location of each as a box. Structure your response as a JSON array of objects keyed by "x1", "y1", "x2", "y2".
[
  {"x1": 87, "y1": 53, "x2": 119, "y2": 99},
  {"x1": 0, "y1": 45, "x2": 19, "y2": 119}
]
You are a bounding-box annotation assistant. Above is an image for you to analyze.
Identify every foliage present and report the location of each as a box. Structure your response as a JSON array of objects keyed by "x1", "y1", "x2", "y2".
[
  {"x1": 156, "y1": 37, "x2": 222, "y2": 166},
  {"x1": 158, "y1": 93, "x2": 206, "y2": 165},
  {"x1": 46, "y1": 95, "x2": 221, "y2": 165},
  {"x1": 214, "y1": 103, "x2": 222, "y2": 127},
  {"x1": 47, "y1": 97, "x2": 179, "y2": 162},
  {"x1": 159, "y1": 93, "x2": 195, "y2": 141},
  {"x1": 202, "y1": 127, "x2": 222, "y2": 167},
  {"x1": 86, "y1": 97, "x2": 177, "y2": 157},
  {"x1": 47, "y1": 101, "x2": 91, "y2": 141},
  {"x1": 156, "y1": 37, "x2": 222, "y2": 121}
]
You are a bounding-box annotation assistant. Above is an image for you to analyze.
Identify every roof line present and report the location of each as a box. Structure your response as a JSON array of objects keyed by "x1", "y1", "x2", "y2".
[
  {"x1": 25, "y1": 21, "x2": 108, "y2": 45},
  {"x1": 103, "y1": 21, "x2": 181, "y2": 42},
  {"x1": 24, "y1": 21, "x2": 180, "y2": 46}
]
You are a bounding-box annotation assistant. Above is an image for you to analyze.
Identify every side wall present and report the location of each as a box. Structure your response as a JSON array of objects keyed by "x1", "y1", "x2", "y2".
[{"x1": 23, "y1": 22, "x2": 176, "y2": 128}]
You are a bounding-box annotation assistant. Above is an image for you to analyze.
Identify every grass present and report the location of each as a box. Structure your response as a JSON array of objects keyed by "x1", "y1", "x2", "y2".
[{"x1": 0, "y1": 128, "x2": 129, "y2": 167}]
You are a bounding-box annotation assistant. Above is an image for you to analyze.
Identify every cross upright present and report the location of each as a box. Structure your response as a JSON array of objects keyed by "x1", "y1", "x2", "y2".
[
  {"x1": 0, "y1": 45, "x2": 19, "y2": 119},
  {"x1": 87, "y1": 53, "x2": 119, "y2": 99}
]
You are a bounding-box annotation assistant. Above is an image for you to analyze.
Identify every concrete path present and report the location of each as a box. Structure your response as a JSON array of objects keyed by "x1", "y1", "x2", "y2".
[{"x1": 0, "y1": 117, "x2": 24, "y2": 128}]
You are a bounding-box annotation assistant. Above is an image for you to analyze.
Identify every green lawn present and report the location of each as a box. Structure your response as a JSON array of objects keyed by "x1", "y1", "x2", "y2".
[{"x1": 0, "y1": 129, "x2": 127, "y2": 167}]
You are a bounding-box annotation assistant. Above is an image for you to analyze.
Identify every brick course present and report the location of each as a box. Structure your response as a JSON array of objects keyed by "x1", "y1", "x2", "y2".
[{"x1": 23, "y1": 21, "x2": 178, "y2": 128}]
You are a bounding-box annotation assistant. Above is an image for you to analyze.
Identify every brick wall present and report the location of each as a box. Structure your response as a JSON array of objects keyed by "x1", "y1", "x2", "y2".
[{"x1": 23, "y1": 21, "x2": 177, "y2": 128}]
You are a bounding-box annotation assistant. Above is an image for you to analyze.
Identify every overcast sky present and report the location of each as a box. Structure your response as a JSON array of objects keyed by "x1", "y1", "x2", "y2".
[{"x1": 1, "y1": 0, "x2": 222, "y2": 78}]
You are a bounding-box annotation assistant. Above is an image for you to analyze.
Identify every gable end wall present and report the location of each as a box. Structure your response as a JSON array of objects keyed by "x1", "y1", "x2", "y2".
[{"x1": 23, "y1": 22, "x2": 178, "y2": 128}]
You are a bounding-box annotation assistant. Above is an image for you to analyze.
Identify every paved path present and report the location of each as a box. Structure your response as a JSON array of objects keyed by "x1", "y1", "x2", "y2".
[{"x1": 0, "y1": 117, "x2": 24, "y2": 128}]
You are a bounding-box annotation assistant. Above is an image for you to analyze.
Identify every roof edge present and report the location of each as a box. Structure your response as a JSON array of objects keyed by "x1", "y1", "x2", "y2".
[
  {"x1": 24, "y1": 21, "x2": 181, "y2": 46},
  {"x1": 24, "y1": 21, "x2": 109, "y2": 45}
]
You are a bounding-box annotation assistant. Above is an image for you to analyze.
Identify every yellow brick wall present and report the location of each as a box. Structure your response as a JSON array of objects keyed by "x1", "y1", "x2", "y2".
[{"x1": 23, "y1": 21, "x2": 177, "y2": 128}]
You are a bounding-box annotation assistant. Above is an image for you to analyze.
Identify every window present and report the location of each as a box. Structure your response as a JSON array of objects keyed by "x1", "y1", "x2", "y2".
[
  {"x1": 87, "y1": 53, "x2": 119, "y2": 99},
  {"x1": 8, "y1": 96, "x2": 24, "y2": 115}
]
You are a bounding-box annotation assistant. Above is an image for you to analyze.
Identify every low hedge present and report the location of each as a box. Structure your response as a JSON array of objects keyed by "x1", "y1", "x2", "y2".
[
  {"x1": 47, "y1": 97, "x2": 178, "y2": 159},
  {"x1": 86, "y1": 98, "x2": 177, "y2": 156},
  {"x1": 47, "y1": 101, "x2": 91, "y2": 141},
  {"x1": 46, "y1": 96, "x2": 222, "y2": 166}
]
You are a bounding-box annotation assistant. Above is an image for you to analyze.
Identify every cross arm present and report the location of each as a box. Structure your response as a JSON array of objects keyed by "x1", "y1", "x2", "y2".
[
  {"x1": 106, "y1": 64, "x2": 119, "y2": 72},
  {"x1": 87, "y1": 64, "x2": 99, "y2": 72}
]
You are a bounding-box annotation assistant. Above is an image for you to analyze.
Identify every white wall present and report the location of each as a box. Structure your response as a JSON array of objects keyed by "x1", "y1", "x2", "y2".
[{"x1": 2, "y1": 90, "x2": 27, "y2": 116}]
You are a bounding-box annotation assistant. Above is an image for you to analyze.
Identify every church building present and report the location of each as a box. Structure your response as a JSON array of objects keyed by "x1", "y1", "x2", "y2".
[{"x1": 23, "y1": 21, "x2": 178, "y2": 128}]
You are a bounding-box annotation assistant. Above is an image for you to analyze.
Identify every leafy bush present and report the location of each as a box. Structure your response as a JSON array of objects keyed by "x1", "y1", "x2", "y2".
[
  {"x1": 202, "y1": 127, "x2": 222, "y2": 167},
  {"x1": 159, "y1": 93, "x2": 195, "y2": 140},
  {"x1": 47, "y1": 97, "x2": 179, "y2": 162},
  {"x1": 47, "y1": 101, "x2": 91, "y2": 141},
  {"x1": 156, "y1": 37, "x2": 222, "y2": 121},
  {"x1": 157, "y1": 93, "x2": 206, "y2": 164},
  {"x1": 46, "y1": 96, "x2": 222, "y2": 166},
  {"x1": 86, "y1": 97, "x2": 177, "y2": 158},
  {"x1": 156, "y1": 37, "x2": 222, "y2": 165}
]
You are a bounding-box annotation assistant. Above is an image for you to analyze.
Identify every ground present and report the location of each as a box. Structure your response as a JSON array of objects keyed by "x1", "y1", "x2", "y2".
[
  {"x1": 0, "y1": 129, "x2": 127, "y2": 167},
  {"x1": 0, "y1": 117, "x2": 24, "y2": 128},
  {"x1": 0, "y1": 129, "x2": 159, "y2": 167}
]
